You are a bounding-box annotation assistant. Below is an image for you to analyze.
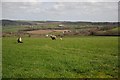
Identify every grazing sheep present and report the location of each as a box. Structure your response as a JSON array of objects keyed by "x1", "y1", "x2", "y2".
[
  {"x1": 46, "y1": 34, "x2": 49, "y2": 37},
  {"x1": 50, "y1": 35, "x2": 56, "y2": 40},
  {"x1": 59, "y1": 35, "x2": 63, "y2": 40},
  {"x1": 17, "y1": 37, "x2": 23, "y2": 43},
  {"x1": 60, "y1": 38, "x2": 62, "y2": 40}
]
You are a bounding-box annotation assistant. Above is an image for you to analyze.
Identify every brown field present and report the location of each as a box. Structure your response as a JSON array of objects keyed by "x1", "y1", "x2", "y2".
[{"x1": 26, "y1": 30, "x2": 70, "y2": 35}]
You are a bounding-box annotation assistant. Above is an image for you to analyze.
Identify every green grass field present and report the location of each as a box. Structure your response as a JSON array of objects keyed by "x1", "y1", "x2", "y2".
[
  {"x1": 2, "y1": 26, "x2": 27, "y2": 32},
  {"x1": 2, "y1": 37, "x2": 118, "y2": 78},
  {"x1": 0, "y1": 38, "x2": 2, "y2": 78}
]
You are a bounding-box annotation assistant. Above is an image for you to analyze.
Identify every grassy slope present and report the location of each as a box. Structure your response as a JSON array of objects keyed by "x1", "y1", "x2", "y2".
[
  {"x1": 2, "y1": 24, "x2": 59, "y2": 33},
  {"x1": 109, "y1": 27, "x2": 120, "y2": 32},
  {"x1": 2, "y1": 26, "x2": 27, "y2": 32},
  {"x1": 0, "y1": 38, "x2": 2, "y2": 78},
  {"x1": 2, "y1": 37, "x2": 118, "y2": 78}
]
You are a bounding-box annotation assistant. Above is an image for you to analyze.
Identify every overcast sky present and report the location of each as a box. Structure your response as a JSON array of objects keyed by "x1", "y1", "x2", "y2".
[{"x1": 2, "y1": 0, "x2": 119, "y2": 22}]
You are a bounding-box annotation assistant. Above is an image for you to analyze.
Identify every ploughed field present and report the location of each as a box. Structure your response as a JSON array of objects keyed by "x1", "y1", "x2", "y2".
[{"x1": 2, "y1": 36, "x2": 118, "y2": 78}]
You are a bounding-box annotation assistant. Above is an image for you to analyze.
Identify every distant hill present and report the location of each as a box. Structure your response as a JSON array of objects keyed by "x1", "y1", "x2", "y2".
[
  {"x1": 1, "y1": 19, "x2": 118, "y2": 27},
  {"x1": 2, "y1": 20, "x2": 36, "y2": 26},
  {"x1": 2, "y1": 19, "x2": 119, "y2": 36},
  {"x1": 1, "y1": 20, "x2": 63, "y2": 27}
]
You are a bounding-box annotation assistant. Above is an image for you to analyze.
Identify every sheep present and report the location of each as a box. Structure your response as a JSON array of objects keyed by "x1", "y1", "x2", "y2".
[
  {"x1": 50, "y1": 35, "x2": 57, "y2": 40},
  {"x1": 17, "y1": 37, "x2": 23, "y2": 43},
  {"x1": 59, "y1": 35, "x2": 63, "y2": 40},
  {"x1": 46, "y1": 34, "x2": 49, "y2": 37},
  {"x1": 60, "y1": 37, "x2": 62, "y2": 40},
  {"x1": 46, "y1": 34, "x2": 63, "y2": 40}
]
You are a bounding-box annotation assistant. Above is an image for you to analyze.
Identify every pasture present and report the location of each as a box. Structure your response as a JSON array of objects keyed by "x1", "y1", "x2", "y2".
[{"x1": 2, "y1": 36, "x2": 118, "y2": 78}]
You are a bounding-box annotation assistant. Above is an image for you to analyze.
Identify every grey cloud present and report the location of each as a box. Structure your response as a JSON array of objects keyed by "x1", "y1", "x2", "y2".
[
  {"x1": 2, "y1": 2, "x2": 118, "y2": 22},
  {"x1": 2, "y1": 0, "x2": 120, "y2": 2}
]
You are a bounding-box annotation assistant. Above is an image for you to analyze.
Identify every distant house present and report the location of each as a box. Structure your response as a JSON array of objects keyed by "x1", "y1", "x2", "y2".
[{"x1": 58, "y1": 24, "x2": 64, "y2": 27}]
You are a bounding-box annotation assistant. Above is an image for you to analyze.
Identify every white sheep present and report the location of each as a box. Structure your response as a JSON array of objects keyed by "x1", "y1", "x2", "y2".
[
  {"x1": 17, "y1": 37, "x2": 23, "y2": 43},
  {"x1": 60, "y1": 38, "x2": 62, "y2": 40},
  {"x1": 50, "y1": 35, "x2": 57, "y2": 40}
]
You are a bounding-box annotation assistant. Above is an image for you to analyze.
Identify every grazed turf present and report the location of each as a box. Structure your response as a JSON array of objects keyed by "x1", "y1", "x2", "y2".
[{"x1": 2, "y1": 36, "x2": 118, "y2": 78}]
